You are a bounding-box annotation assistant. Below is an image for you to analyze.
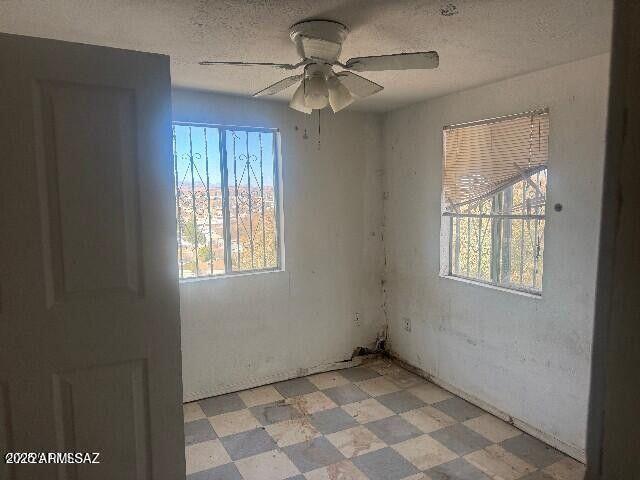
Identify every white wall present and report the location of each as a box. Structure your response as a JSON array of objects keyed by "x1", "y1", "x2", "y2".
[
  {"x1": 173, "y1": 90, "x2": 386, "y2": 401},
  {"x1": 382, "y1": 54, "x2": 610, "y2": 458}
]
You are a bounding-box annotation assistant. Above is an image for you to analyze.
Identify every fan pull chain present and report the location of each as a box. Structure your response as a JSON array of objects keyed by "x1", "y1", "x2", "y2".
[{"x1": 317, "y1": 109, "x2": 321, "y2": 150}]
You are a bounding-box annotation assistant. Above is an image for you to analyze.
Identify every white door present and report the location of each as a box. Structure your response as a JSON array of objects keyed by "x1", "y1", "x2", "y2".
[{"x1": 0, "y1": 33, "x2": 184, "y2": 479}]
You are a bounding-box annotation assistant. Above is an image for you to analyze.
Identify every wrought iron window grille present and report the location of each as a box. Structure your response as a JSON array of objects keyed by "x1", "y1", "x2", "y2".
[
  {"x1": 441, "y1": 109, "x2": 549, "y2": 294},
  {"x1": 173, "y1": 122, "x2": 282, "y2": 280}
]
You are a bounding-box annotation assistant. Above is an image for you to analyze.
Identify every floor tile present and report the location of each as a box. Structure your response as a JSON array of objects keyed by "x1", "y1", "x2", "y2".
[
  {"x1": 408, "y1": 383, "x2": 453, "y2": 404},
  {"x1": 465, "y1": 444, "x2": 536, "y2": 480},
  {"x1": 235, "y1": 449, "x2": 300, "y2": 480},
  {"x1": 382, "y1": 367, "x2": 425, "y2": 389},
  {"x1": 239, "y1": 385, "x2": 284, "y2": 408},
  {"x1": 186, "y1": 462, "x2": 243, "y2": 480},
  {"x1": 542, "y1": 457, "x2": 586, "y2": 480},
  {"x1": 429, "y1": 424, "x2": 492, "y2": 456},
  {"x1": 401, "y1": 405, "x2": 457, "y2": 434},
  {"x1": 366, "y1": 359, "x2": 395, "y2": 375},
  {"x1": 323, "y1": 384, "x2": 370, "y2": 406},
  {"x1": 199, "y1": 393, "x2": 246, "y2": 417},
  {"x1": 500, "y1": 434, "x2": 565, "y2": 468},
  {"x1": 365, "y1": 415, "x2": 423, "y2": 445},
  {"x1": 288, "y1": 391, "x2": 337, "y2": 415},
  {"x1": 184, "y1": 361, "x2": 578, "y2": 480},
  {"x1": 342, "y1": 398, "x2": 395, "y2": 424},
  {"x1": 184, "y1": 402, "x2": 207, "y2": 423},
  {"x1": 524, "y1": 460, "x2": 586, "y2": 480},
  {"x1": 308, "y1": 371, "x2": 351, "y2": 390},
  {"x1": 185, "y1": 418, "x2": 217, "y2": 446},
  {"x1": 339, "y1": 367, "x2": 381, "y2": 382},
  {"x1": 326, "y1": 425, "x2": 386, "y2": 458},
  {"x1": 251, "y1": 401, "x2": 305, "y2": 426},
  {"x1": 357, "y1": 376, "x2": 401, "y2": 397},
  {"x1": 426, "y1": 457, "x2": 491, "y2": 480},
  {"x1": 304, "y1": 460, "x2": 368, "y2": 480},
  {"x1": 519, "y1": 472, "x2": 557, "y2": 480},
  {"x1": 274, "y1": 378, "x2": 318, "y2": 398},
  {"x1": 265, "y1": 418, "x2": 321, "y2": 447},
  {"x1": 376, "y1": 390, "x2": 426, "y2": 414},
  {"x1": 310, "y1": 407, "x2": 359, "y2": 434},
  {"x1": 432, "y1": 397, "x2": 484, "y2": 422},
  {"x1": 185, "y1": 439, "x2": 231, "y2": 475},
  {"x1": 220, "y1": 427, "x2": 278, "y2": 460},
  {"x1": 283, "y1": 436, "x2": 346, "y2": 473},
  {"x1": 209, "y1": 408, "x2": 262, "y2": 437},
  {"x1": 463, "y1": 414, "x2": 522, "y2": 443},
  {"x1": 352, "y1": 447, "x2": 419, "y2": 480},
  {"x1": 392, "y1": 434, "x2": 458, "y2": 470}
]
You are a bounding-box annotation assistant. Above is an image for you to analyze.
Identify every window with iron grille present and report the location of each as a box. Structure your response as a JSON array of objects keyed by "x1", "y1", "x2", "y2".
[
  {"x1": 440, "y1": 109, "x2": 549, "y2": 294},
  {"x1": 173, "y1": 122, "x2": 282, "y2": 279}
]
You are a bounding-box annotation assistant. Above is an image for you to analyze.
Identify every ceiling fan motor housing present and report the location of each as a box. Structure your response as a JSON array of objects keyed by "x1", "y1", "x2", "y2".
[{"x1": 289, "y1": 20, "x2": 349, "y2": 63}]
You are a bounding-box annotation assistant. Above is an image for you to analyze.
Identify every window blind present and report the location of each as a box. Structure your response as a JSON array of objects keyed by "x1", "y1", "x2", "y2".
[{"x1": 442, "y1": 109, "x2": 549, "y2": 212}]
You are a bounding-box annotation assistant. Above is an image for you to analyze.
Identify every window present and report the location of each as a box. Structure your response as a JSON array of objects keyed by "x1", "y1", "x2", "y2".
[
  {"x1": 440, "y1": 109, "x2": 549, "y2": 294},
  {"x1": 173, "y1": 122, "x2": 282, "y2": 279}
]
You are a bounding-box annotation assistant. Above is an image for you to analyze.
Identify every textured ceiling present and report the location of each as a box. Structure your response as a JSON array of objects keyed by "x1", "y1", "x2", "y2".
[{"x1": 0, "y1": 0, "x2": 612, "y2": 112}]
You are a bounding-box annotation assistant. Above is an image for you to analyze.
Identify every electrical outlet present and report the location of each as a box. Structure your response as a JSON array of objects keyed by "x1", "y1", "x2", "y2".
[
  {"x1": 402, "y1": 317, "x2": 411, "y2": 332},
  {"x1": 354, "y1": 312, "x2": 361, "y2": 327}
]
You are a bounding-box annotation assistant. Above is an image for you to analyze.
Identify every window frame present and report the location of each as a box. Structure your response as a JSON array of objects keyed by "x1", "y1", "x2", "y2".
[
  {"x1": 441, "y1": 177, "x2": 547, "y2": 297},
  {"x1": 173, "y1": 121, "x2": 284, "y2": 281},
  {"x1": 439, "y1": 110, "x2": 549, "y2": 297}
]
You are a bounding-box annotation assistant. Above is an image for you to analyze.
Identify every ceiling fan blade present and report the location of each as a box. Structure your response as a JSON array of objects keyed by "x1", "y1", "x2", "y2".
[
  {"x1": 344, "y1": 51, "x2": 439, "y2": 72},
  {"x1": 253, "y1": 74, "x2": 303, "y2": 97},
  {"x1": 336, "y1": 71, "x2": 383, "y2": 99},
  {"x1": 199, "y1": 60, "x2": 300, "y2": 70}
]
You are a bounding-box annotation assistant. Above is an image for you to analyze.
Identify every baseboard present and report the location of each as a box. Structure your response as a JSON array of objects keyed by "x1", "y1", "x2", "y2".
[
  {"x1": 183, "y1": 354, "x2": 381, "y2": 403},
  {"x1": 389, "y1": 352, "x2": 586, "y2": 464}
]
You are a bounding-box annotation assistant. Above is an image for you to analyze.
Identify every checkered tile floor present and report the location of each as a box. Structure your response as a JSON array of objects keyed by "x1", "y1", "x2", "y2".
[{"x1": 184, "y1": 359, "x2": 584, "y2": 480}]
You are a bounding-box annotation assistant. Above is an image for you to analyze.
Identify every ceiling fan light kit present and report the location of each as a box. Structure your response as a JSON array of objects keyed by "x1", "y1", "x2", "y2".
[
  {"x1": 199, "y1": 19, "x2": 439, "y2": 114},
  {"x1": 327, "y1": 75, "x2": 354, "y2": 113},
  {"x1": 303, "y1": 64, "x2": 331, "y2": 109},
  {"x1": 289, "y1": 82, "x2": 312, "y2": 114}
]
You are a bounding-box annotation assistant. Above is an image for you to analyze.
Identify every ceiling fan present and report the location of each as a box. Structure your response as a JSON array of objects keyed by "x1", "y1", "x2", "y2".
[{"x1": 199, "y1": 20, "x2": 439, "y2": 114}]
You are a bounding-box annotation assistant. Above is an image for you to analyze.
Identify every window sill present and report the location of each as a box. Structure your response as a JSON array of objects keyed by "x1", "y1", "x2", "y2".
[
  {"x1": 439, "y1": 274, "x2": 542, "y2": 299},
  {"x1": 179, "y1": 268, "x2": 285, "y2": 284}
]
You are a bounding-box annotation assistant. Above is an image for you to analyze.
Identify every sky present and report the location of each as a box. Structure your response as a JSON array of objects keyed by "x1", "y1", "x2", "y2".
[{"x1": 173, "y1": 124, "x2": 276, "y2": 190}]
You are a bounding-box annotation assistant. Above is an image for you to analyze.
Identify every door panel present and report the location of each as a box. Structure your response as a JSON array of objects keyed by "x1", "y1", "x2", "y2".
[
  {"x1": 34, "y1": 80, "x2": 142, "y2": 301},
  {"x1": 52, "y1": 360, "x2": 150, "y2": 480},
  {"x1": 0, "y1": 33, "x2": 184, "y2": 479}
]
